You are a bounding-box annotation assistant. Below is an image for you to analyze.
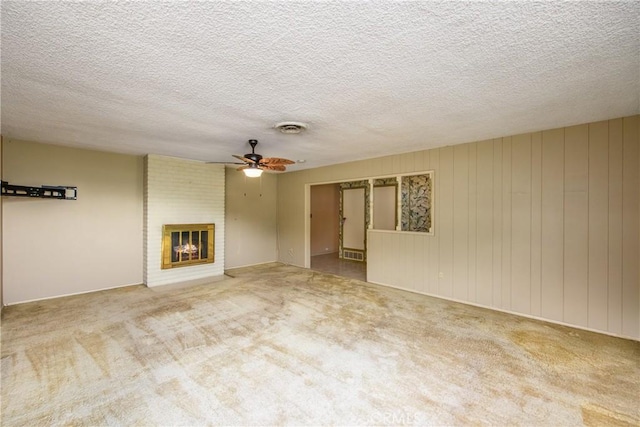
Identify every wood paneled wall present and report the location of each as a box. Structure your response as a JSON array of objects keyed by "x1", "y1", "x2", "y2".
[
  {"x1": 368, "y1": 116, "x2": 639, "y2": 339},
  {"x1": 278, "y1": 115, "x2": 639, "y2": 339}
]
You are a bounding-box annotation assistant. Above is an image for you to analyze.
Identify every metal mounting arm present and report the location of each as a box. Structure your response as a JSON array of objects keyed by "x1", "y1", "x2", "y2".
[{"x1": 1, "y1": 181, "x2": 77, "y2": 200}]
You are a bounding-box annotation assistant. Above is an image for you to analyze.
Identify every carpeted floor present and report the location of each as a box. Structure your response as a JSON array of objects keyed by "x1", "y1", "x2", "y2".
[{"x1": 1, "y1": 263, "x2": 639, "y2": 426}]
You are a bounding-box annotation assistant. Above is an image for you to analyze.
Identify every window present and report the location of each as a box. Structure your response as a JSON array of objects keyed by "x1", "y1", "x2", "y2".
[
  {"x1": 373, "y1": 178, "x2": 398, "y2": 230},
  {"x1": 400, "y1": 173, "x2": 433, "y2": 233},
  {"x1": 369, "y1": 172, "x2": 434, "y2": 235}
]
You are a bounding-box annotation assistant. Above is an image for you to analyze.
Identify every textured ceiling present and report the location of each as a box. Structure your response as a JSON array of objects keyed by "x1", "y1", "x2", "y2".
[{"x1": 1, "y1": 1, "x2": 639, "y2": 171}]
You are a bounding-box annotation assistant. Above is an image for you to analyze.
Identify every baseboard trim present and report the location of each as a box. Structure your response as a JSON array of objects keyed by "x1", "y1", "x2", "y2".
[
  {"x1": 366, "y1": 279, "x2": 640, "y2": 343},
  {"x1": 4, "y1": 282, "x2": 143, "y2": 306}
]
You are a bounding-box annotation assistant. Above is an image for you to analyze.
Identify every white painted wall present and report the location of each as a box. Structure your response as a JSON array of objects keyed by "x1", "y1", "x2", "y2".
[
  {"x1": 144, "y1": 155, "x2": 225, "y2": 286},
  {"x1": 2, "y1": 140, "x2": 144, "y2": 304},
  {"x1": 278, "y1": 116, "x2": 640, "y2": 340},
  {"x1": 224, "y1": 167, "x2": 277, "y2": 268}
]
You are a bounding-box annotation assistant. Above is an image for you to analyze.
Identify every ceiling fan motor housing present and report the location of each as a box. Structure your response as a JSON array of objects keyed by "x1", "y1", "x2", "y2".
[
  {"x1": 246, "y1": 139, "x2": 262, "y2": 163},
  {"x1": 245, "y1": 153, "x2": 263, "y2": 163}
]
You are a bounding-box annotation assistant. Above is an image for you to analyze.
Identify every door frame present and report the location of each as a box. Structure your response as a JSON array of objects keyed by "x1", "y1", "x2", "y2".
[{"x1": 305, "y1": 179, "x2": 370, "y2": 268}]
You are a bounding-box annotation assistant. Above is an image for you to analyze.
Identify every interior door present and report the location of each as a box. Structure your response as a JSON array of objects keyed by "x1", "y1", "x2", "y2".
[{"x1": 342, "y1": 187, "x2": 365, "y2": 250}]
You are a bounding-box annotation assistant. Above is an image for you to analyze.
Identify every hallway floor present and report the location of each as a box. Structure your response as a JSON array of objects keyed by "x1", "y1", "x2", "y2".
[{"x1": 310, "y1": 252, "x2": 366, "y2": 282}]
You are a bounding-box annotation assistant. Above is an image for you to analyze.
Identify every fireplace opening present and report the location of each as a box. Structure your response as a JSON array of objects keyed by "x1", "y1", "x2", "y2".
[{"x1": 162, "y1": 223, "x2": 215, "y2": 269}]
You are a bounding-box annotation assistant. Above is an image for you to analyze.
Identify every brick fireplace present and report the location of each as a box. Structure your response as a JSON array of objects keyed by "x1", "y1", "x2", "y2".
[{"x1": 143, "y1": 155, "x2": 225, "y2": 287}]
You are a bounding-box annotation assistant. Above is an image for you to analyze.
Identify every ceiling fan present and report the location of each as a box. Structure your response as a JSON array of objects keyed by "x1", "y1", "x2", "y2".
[{"x1": 211, "y1": 139, "x2": 294, "y2": 177}]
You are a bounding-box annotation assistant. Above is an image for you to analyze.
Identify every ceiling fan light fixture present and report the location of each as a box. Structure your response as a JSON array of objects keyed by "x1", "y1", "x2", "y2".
[
  {"x1": 274, "y1": 121, "x2": 308, "y2": 134},
  {"x1": 243, "y1": 164, "x2": 263, "y2": 178}
]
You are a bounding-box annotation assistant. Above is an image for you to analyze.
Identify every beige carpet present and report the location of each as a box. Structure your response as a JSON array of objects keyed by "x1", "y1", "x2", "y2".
[{"x1": 2, "y1": 263, "x2": 639, "y2": 426}]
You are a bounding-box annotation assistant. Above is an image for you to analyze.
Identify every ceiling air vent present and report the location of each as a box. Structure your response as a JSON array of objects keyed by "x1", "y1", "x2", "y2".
[{"x1": 274, "y1": 121, "x2": 308, "y2": 134}]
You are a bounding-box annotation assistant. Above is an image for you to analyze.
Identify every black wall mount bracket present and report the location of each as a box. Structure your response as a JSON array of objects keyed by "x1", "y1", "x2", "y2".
[{"x1": 1, "y1": 181, "x2": 77, "y2": 200}]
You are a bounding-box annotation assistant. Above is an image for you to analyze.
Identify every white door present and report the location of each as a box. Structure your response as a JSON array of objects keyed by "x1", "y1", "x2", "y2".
[{"x1": 343, "y1": 188, "x2": 365, "y2": 250}]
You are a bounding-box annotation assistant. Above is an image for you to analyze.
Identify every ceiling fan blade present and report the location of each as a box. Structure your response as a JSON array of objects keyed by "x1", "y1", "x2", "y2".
[
  {"x1": 261, "y1": 164, "x2": 287, "y2": 172},
  {"x1": 260, "y1": 157, "x2": 294, "y2": 165},
  {"x1": 232, "y1": 154, "x2": 255, "y2": 163},
  {"x1": 206, "y1": 161, "x2": 245, "y2": 165}
]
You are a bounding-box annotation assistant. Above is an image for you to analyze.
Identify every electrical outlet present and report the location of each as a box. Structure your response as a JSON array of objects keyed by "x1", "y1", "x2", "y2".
[
  {"x1": 288, "y1": 248, "x2": 294, "y2": 257},
  {"x1": 438, "y1": 272, "x2": 444, "y2": 279}
]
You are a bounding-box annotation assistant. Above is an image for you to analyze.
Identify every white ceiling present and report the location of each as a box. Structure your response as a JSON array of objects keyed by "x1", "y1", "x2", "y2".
[{"x1": 2, "y1": 1, "x2": 639, "y2": 171}]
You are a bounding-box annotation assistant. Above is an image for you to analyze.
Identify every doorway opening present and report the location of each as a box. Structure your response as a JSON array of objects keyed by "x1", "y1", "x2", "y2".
[{"x1": 309, "y1": 182, "x2": 367, "y2": 282}]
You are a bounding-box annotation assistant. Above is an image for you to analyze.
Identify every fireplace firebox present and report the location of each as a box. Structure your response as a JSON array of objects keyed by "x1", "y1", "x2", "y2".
[{"x1": 161, "y1": 223, "x2": 215, "y2": 269}]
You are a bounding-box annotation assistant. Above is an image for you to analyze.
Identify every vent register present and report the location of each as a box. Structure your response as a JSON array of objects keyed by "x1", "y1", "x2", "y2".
[
  {"x1": 343, "y1": 249, "x2": 364, "y2": 262},
  {"x1": 274, "y1": 121, "x2": 307, "y2": 134}
]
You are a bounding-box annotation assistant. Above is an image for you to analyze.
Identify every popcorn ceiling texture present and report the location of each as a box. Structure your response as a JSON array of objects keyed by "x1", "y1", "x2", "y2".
[{"x1": 1, "y1": 2, "x2": 638, "y2": 169}]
